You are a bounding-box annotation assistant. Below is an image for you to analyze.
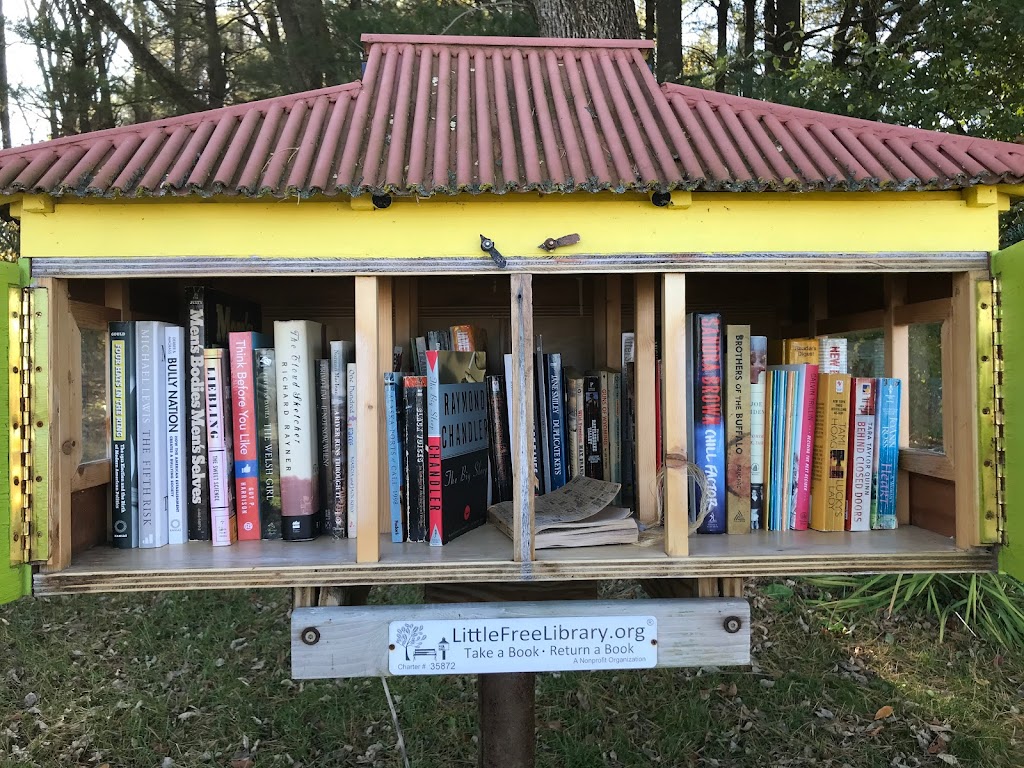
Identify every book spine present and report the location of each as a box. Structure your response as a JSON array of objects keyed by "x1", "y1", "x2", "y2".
[
  {"x1": 275, "y1": 320, "x2": 322, "y2": 541},
  {"x1": 726, "y1": 326, "x2": 751, "y2": 534},
  {"x1": 784, "y1": 338, "x2": 819, "y2": 365},
  {"x1": 109, "y1": 321, "x2": 138, "y2": 548},
  {"x1": 749, "y1": 336, "x2": 767, "y2": 531},
  {"x1": 402, "y1": 376, "x2": 428, "y2": 542},
  {"x1": 136, "y1": 321, "x2": 168, "y2": 548},
  {"x1": 186, "y1": 288, "x2": 211, "y2": 541},
  {"x1": 415, "y1": 337, "x2": 427, "y2": 377},
  {"x1": 793, "y1": 364, "x2": 819, "y2": 531},
  {"x1": 598, "y1": 370, "x2": 611, "y2": 482},
  {"x1": 535, "y1": 352, "x2": 551, "y2": 494},
  {"x1": 547, "y1": 353, "x2": 566, "y2": 491},
  {"x1": 809, "y1": 373, "x2": 852, "y2": 531},
  {"x1": 314, "y1": 359, "x2": 332, "y2": 535},
  {"x1": 818, "y1": 337, "x2": 848, "y2": 374},
  {"x1": 783, "y1": 369, "x2": 798, "y2": 530},
  {"x1": 346, "y1": 362, "x2": 358, "y2": 538},
  {"x1": 450, "y1": 324, "x2": 475, "y2": 351},
  {"x1": 574, "y1": 377, "x2": 585, "y2": 478},
  {"x1": 486, "y1": 375, "x2": 513, "y2": 503},
  {"x1": 872, "y1": 378, "x2": 902, "y2": 529},
  {"x1": 425, "y1": 350, "x2": 443, "y2": 545},
  {"x1": 611, "y1": 372, "x2": 622, "y2": 493},
  {"x1": 694, "y1": 314, "x2": 726, "y2": 534},
  {"x1": 384, "y1": 373, "x2": 404, "y2": 541},
  {"x1": 229, "y1": 332, "x2": 261, "y2": 541},
  {"x1": 254, "y1": 349, "x2": 282, "y2": 539},
  {"x1": 565, "y1": 377, "x2": 578, "y2": 481},
  {"x1": 846, "y1": 378, "x2": 877, "y2": 531},
  {"x1": 583, "y1": 376, "x2": 603, "y2": 479},
  {"x1": 328, "y1": 341, "x2": 352, "y2": 538},
  {"x1": 621, "y1": 333, "x2": 636, "y2": 509},
  {"x1": 205, "y1": 349, "x2": 237, "y2": 546},
  {"x1": 165, "y1": 326, "x2": 187, "y2": 545}
]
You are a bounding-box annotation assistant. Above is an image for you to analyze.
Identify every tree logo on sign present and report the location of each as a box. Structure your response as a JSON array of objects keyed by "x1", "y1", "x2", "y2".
[{"x1": 395, "y1": 623, "x2": 426, "y2": 661}]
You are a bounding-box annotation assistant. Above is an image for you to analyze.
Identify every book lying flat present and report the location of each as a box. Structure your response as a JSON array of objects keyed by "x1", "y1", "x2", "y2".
[{"x1": 487, "y1": 475, "x2": 638, "y2": 549}]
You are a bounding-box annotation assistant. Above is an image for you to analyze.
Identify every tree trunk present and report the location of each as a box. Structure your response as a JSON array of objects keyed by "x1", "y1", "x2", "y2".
[
  {"x1": 775, "y1": 0, "x2": 801, "y2": 70},
  {"x1": 741, "y1": 0, "x2": 755, "y2": 96},
  {"x1": 0, "y1": 0, "x2": 11, "y2": 147},
  {"x1": 655, "y1": 0, "x2": 681, "y2": 82},
  {"x1": 90, "y1": 8, "x2": 115, "y2": 128},
  {"x1": 204, "y1": 0, "x2": 227, "y2": 106},
  {"x1": 763, "y1": 0, "x2": 776, "y2": 74},
  {"x1": 715, "y1": 0, "x2": 730, "y2": 92},
  {"x1": 644, "y1": 0, "x2": 654, "y2": 39},
  {"x1": 277, "y1": 0, "x2": 333, "y2": 90},
  {"x1": 530, "y1": 0, "x2": 640, "y2": 39}
]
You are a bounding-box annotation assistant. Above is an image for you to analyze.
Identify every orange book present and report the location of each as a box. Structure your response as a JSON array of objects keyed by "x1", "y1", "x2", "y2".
[
  {"x1": 810, "y1": 373, "x2": 852, "y2": 531},
  {"x1": 784, "y1": 338, "x2": 819, "y2": 365}
]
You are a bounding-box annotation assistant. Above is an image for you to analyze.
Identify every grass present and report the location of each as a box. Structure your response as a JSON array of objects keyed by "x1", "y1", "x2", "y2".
[{"x1": 1, "y1": 580, "x2": 1022, "y2": 767}]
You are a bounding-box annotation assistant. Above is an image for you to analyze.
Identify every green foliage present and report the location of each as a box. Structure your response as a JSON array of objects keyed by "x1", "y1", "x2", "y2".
[{"x1": 807, "y1": 572, "x2": 1024, "y2": 648}]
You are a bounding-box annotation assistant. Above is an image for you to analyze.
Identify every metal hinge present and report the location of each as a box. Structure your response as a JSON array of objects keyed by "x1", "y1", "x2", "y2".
[
  {"x1": 990, "y1": 277, "x2": 1007, "y2": 544},
  {"x1": 8, "y1": 286, "x2": 32, "y2": 564}
]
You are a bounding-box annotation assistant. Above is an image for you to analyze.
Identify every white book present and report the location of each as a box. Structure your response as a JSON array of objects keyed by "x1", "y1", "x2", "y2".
[
  {"x1": 164, "y1": 325, "x2": 187, "y2": 544},
  {"x1": 136, "y1": 321, "x2": 169, "y2": 548},
  {"x1": 846, "y1": 378, "x2": 877, "y2": 531},
  {"x1": 274, "y1": 320, "x2": 323, "y2": 541},
  {"x1": 818, "y1": 337, "x2": 848, "y2": 374},
  {"x1": 346, "y1": 362, "x2": 358, "y2": 538},
  {"x1": 205, "y1": 349, "x2": 236, "y2": 546}
]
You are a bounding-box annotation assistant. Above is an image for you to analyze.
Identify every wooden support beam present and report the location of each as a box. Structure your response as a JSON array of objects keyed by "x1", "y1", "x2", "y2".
[
  {"x1": 808, "y1": 274, "x2": 827, "y2": 337},
  {"x1": 634, "y1": 275, "x2": 658, "y2": 527},
  {"x1": 661, "y1": 273, "x2": 688, "y2": 556},
  {"x1": 592, "y1": 276, "x2": 606, "y2": 368},
  {"x1": 951, "y1": 272, "x2": 982, "y2": 549},
  {"x1": 377, "y1": 277, "x2": 393, "y2": 532},
  {"x1": 355, "y1": 276, "x2": 381, "y2": 563},
  {"x1": 883, "y1": 275, "x2": 911, "y2": 526},
  {"x1": 510, "y1": 274, "x2": 535, "y2": 563},
  {"x1": 604, "y1": 274, "x2": 622, "y2": 370}
]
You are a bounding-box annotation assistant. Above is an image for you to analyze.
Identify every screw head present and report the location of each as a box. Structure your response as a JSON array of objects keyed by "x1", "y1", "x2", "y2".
[
  {"x1": 300, "y1": 626, "x2": 321, "y2": 646},
  {"x1": 723, "y1": 616, "x2": 742, "y2": 634}
]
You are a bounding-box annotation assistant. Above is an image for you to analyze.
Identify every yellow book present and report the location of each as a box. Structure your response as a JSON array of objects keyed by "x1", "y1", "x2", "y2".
[
  {"x1": 810, "y1": 373, "x2": 852, "y2": 531},
  {"x1": 784, "y1": 338, "x2": 819, "y2": 365}
]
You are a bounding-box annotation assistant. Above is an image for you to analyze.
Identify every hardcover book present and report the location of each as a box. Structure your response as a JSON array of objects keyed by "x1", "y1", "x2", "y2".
[
  {"x1": 185, "y1": 286, "x2": 261, "y2": 541},
  {"x1": 384, "y1": 372, "x2": 404, "y2": 542},
  {"x1": 346, "y1": 362, "x2": 358, "y2": 538},
  {"x1": 328, "y1": 341, "x2": 355, "y2": 538},
  {"x1": 726, "y1": 325, "x2": 751, "y2": 534},
  {"x1": 536, "y1": 350, "x2": 552, "y2": 494},
  {"x1": 818, "y1": 337, "x2": 849, "y2": 374},
  {"x1": 749, "y1": 336, "x2": 767, "y2": 530},
  {"x1": 229, "y1": 331, "x2": 272, "y2": 541},
  {"x1": 610, "y1": 371, "x2": 622, "y2": 498},
  {"x1": 565, "y1": 369, "x2": 586, "y2": 480},
  {"x1": 783, "y1": 337, "x2": 819, "y2": 365},
  {"x1": 598, "y1": 370, "x2": 612, "y2": 485},
  {"x1": 165, "y1": 325, "x2": 187, "y2": 545},
  {"x1": 846, "y1": 378, "x2": 877, "y2": 531},
  {"x1": 485, "y1": 375, "x2": 513, "y2": 504},
  {"x1": 582, "y1": 375, "x2": 604, "y2": 480},
  {"x1": 254, "y1": 349, "x2": 283, "y2": 539},
  {"x1": 274, "y1": 320, "x2": 323, "y2": 541},
  {"x1": 109, "y1": 321, "x2": 138, "y2": 549},
  {"x1": 689, "y1": 313, "x2": 726, "y2": 534},
  {"x1": 314, "y1": 359, "x2": 332, "y2": 536},
  {"x1": 547, "y1": 353, "x2": 567, "y2": 491},
  {"x1": 810, "y1": 372, "x2": 852, "y2": 531},
  {"x1": 402, "y1": 376, "x2": 428, "y2": 542},
  {"x1": 136, "y1": 321, "x2": 169, "y2": 549},
  {"x1": 871, "y1": 378, "x2": 902, "y2": 529},
  {"x1": 620, "y1": 333, "x2": 636, "y2": 508},
  {"x1": 204, "y1": 348, "x2": 237, "y2": 547},
  {"x1": 425, "y1": 350, "x2": 489, "y2": 546}
]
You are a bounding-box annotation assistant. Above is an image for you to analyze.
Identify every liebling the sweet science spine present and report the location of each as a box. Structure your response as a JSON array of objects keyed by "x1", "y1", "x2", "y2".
[
  {"x1": 165, "y1": 325, "x2": 187, "y2": 545},
  {"x1": 694, "y1": 313, "x2": 726, "y2": 534},
  {"x1": 749, "y1": 336, "x2": 767, "y2": 531},
  {"x1": 204, "y1": 348, "x2": 237, "y2": 547},
  {"x1": 274, "y1": 320, "x2": 323, "y2": 541},
  {"x1": 185, "y1": 286, "x2": 261, "y2": 542},
  {"x1": 726, "y1": 325, "x2": 751, "y2": 534},
  {"x1": 871, "y1": 378, "x2": 902, "y2": 529},
  {"x1": 384, "y1": 372, "x2": 404, "y2": 542},
  {"x1": 402, "y1": 376, "x2": 428, "y2": 542},
  {"x1": 547, "y1": 353, "x2": 567, "y2": 491},
  {"x1": 109, "y1": 321, "x2": 138, "y2": 549},
  {"x1": 846, "y1": 377, "x2": 877, "y2": 531},
  {"x1": 136, "y1": 321, "x2": 168, "y2": 548},
  {"x1": 254, "y1": 348, "x2": 282, "y2": 540},
  {"x1": 229, "y1": 331, "x2": 271, "y2": 541},
  {"x1": 314, "y1": 359, "x2": 332, "y2": 535}
]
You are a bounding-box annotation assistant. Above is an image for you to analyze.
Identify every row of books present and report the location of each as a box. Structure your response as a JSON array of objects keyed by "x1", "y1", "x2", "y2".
[{"x1": 685, "y1": 320, "x2": 902, "y2": 534}]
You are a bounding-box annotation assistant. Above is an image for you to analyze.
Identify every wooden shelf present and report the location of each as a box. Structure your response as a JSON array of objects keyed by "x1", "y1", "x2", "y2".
[{"x1": 33, "y1": 525, "x2": 994, "y2": 595}]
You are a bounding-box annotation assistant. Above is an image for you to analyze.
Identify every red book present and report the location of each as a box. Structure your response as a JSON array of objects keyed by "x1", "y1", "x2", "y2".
[
  {"x1": 229, "y1": 332, "x2": 270, "y2": 540},
  {"x1": 792, "y1": 364, "x2": 819, "y2": 530}
]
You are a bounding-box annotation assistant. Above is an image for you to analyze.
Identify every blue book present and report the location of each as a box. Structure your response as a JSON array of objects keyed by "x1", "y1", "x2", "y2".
[
  {"x1": 693, "y1": 313, "x2": 726, "y2": 534},
  {"x1": 384, "y1": 373, "x2": 404, "y2": 542},
  {"x1": 547, "y1": 353, "x2": 567, "y2": 491},
  {"x1": 769, "y1": 368, "x2": 787, "y2": 531},
  {"x1": 871, "y1": 378, "x2": 902, "y2": 529}
]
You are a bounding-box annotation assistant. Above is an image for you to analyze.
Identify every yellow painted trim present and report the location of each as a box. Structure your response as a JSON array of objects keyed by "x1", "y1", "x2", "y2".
[
  {"x1": 999, "y1": 193, "x2": 1012, "y2": 212},
  {"x1": 349, "y1": 196, "x2": 375, "y2": 211},
  {"x1": 997, "y1": 184, "x2": 1024, "y2": 198},
  {"x1": 665, "y1": 191, "x2": 692, "y2": 209},
  {"x1": 20, "y1": 194, "x2": 54, "y2": 214},
  {"x1": 964, "y1": 186, "x2": 998, "y2": 208},
  {"x1": 21, "y1": 193, "x2": 1000, "y2": 260}
]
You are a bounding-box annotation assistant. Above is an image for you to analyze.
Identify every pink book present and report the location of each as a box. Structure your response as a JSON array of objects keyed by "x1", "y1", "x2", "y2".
[
  {"x1": 229, "y1": 332, "x2": 269, "y2": 541},
  {"x1": 846, "y1": 378, "x2": 877, "y2": 531},
  {"x1": 792, "y1": 364, "x2": 819, "y2": 530}
]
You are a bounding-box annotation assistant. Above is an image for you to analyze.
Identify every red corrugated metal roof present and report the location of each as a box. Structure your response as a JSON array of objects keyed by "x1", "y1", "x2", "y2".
[{"x1": 1, "y1": 33, "x2": 1022, "y2": 199}]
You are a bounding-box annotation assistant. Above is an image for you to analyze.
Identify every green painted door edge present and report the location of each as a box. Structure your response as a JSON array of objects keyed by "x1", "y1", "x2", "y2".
[
  {"x1": 992, "y1": 241, "x2": 1024, "y2": 580},
  {"x1": 0, "y1": 259, "x2": 29, "y2": 603}
]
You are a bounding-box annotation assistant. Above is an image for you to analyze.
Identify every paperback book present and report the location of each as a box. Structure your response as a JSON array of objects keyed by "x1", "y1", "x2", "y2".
[
  {"x1": 204, "y1": 348, "x2": 237, "y2": 546},
  {"x1": 254, "y1": 348, "x2": 283, "y2": 539},
  {"x1": 229, "y1": 331, "x2": 272, "y2": 541},
  {"x1": 726, "y1": 325, "x2": 751, "y2": 534},
  {"x1": 109, "y1": 321, "x2": 138, "y2": 549}
]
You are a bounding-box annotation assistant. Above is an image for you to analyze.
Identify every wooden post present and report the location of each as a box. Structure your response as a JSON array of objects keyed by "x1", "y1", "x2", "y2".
[
  {"x1": 951, "y1": 272, "x2": 982, "y2": 549},
  {"x1": 883, "y1": 276, "x2": 911, "y2": 526},
  {"x1": 633, "y1": 275, "x2": 658, "y2": 526},
  {"x1": 479, "y1": 673, "x2": 535, "y2": 768},
  {"x1": 592, "y1": 276, "x2": 606, "y2": 368},
  {"x1": 355, "y1": 276, "x2": 381, "y2": 563},
  {"x1": 662, "y1": 273, "x2": 688, "y2": 556},
  {"x1": 378, "y1": 277, "x2": 393, "y2": 532},
  {"x1": 510, "y1": 274, "x2": 535, "y2": 563},
  {"x1": 604, "y1": 274, "x2": 622, "y2": 370}
]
